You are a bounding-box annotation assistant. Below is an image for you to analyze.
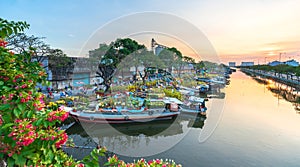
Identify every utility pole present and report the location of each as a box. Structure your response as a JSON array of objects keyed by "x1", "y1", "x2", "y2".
[
  {"x1": 279, "y1": 52, "x2": 286, "y2": 62},
  {"x1": 279, "y1": 53, "x2": 282, "y2": 62},
  {"x1": 265, "y1": 57, "x2": 267, "y2": 64}
]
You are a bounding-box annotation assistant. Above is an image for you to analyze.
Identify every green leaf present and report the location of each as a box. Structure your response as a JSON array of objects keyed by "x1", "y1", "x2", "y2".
[
  {"x1": 31, "y1": 153, "x2": 40, "y2": 164},
  {"x1": 86, "y1": 162, "x2": 98, "y2": 167},
  {"x1": 0, "y1": 104, "x2": 10, "y2": 110},
  {"x1": 34, "y1": 118, "x2": 43, "y2": 126},
  {"x1": 54, "y1": 155, "x2": 62, "y2": 164},
  {"x1": 13, "y1": 108, "x2": 20, "y2": 118},
  {"x1": 2, "y1": 114, "x2": 12, "y2": 123},
  {"x1": 7, "y1": 157, "x2": 15, "y2": 167},
  {"x1": 1, "y1": 123, "x2": 14, "y2": 129},
  {"x1": 47, "y1": 149, "x2": 54, "y2": 162},
  {"x1": 104, "y1": 162, "x2": 111, "y2": 166},
  {"x1": 26, "y1": 110, "x2": 34, "y2": 118},
  {"x1": 91, "y1": 151, "x2": 99, "y2": 161},
  {"x1": 0, "y1": 81, "x2": 3, "y2": 85},
  {"x1": 13, "y1": 27, "x2": 18, "y2": 34},
  {"x1": 43, "y1": 121, "x2": 48, "y2": 127},
  {"x1": 3, "y1": 86, "x2": 11, "y2": 91},
  {"x1": 12, "y1": 153, "x2": 26, "y2": 166},
  {"x1": 6, "y1": 27, "x2": 12, "y2": 36},
  {"x1": 22, "y1": 148, "x2": 35, "y2": 157},
  {"x1": 17, "y1": 103, "x2": 25, "y2": 111},
  {"x1": 54, "y1": 164, "x2": 62, "y2": 167}
]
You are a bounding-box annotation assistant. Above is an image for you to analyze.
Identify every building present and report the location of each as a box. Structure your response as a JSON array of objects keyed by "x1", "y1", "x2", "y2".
[
  {"x1": 71, "y1": 57, "x2": 101, "y2": 87},
  {"x1": 284, "y1": 59, "x2": 299, "y2": 67},
  {"x1": 268, "y1": 59, "x2": 299, "y2": 67},
  {"x1": 151, "y1": 38, "x2": 167, "y2": 56},
  {"x1": 268, "y1": 61, "x2": 283, "y2": 66},
  {"x1": 240, "y1": 62, "x2": 254, "y2": 66},
  {"x1": 228, "y1": 62, "x2": 236, "y2": 67},
  {"x1": 154, "y1": 45, "x2": 165, "y2": 55}
]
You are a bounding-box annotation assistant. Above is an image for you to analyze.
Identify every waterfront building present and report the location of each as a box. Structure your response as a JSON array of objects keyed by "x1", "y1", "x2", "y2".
[
  {"x1": 268, "y1": 59, "x2": 299, "y2": 67},
  {"x1": 228, "y1": 62, "x2": 236, "y2": 67},
  {"x1": 284, "y1": 59, "x2": 299, "y2": 67},
  {"x1": 268, "y1": 61, "x2": 283, "y2": 66},
  {"x1": 240, "y1": 62, "x2": 254, "y2": 66}
]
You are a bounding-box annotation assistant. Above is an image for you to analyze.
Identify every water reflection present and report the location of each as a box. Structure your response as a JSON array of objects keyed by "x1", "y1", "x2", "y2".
[
  {"x1": 243, "y1": 73, "x2": 300, "y2": 112},
  {"x1": 66, "y1": 114, "x2": 207, "y2": 157}
]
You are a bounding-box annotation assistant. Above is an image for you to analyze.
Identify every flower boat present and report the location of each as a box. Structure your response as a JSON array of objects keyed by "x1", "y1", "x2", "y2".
[
  {"x1": 180, "y1": 96, "x2": 207, "y2": 115},
  {"x1": 69, "y1": 95, "x2": 182, "y2": 124}
]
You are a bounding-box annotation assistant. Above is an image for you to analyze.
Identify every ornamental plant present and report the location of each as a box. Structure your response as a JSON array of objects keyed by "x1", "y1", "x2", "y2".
[{"x1": 0, "y1": 18, "x2": 181, "y2": 167}]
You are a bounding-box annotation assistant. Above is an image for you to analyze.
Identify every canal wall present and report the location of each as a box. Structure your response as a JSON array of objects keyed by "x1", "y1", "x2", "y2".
[{"x1": 240, "y1": 68, "x2": 300, "y2": 90}]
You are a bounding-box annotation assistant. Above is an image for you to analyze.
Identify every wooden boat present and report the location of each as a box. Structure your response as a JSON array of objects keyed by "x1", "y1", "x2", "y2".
[
  {"x1": 69, "y1": 97, "x2": 182, "y2": 124},
  {"x1": 180, "y1": 96, "x2": 207, "y2": 115}
]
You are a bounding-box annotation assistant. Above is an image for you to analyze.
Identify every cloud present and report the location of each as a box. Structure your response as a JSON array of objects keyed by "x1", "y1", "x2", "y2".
[{"x1": 68, "y1": 34, "x2": 75, "y2": 38}]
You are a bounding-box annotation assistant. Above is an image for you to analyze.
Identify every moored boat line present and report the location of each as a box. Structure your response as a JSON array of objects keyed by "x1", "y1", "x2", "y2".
[{"x1": 49, "y1": 66, "x2": 231, "y2": 124}]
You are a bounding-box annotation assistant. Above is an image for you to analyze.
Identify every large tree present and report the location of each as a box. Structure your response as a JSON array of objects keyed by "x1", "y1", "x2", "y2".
[
  {"x1": 158, "y1": 47, "x2": 183, "y2": 74},
  {"x1": 89, "y1": 38, "x2": 145, "y2": 92},
  {"x1": 6, "y1": 33, "x2": 77, "y2": 88},
  {"x1": 116, "y1": 48, "x2": 165, "y2": 84},
  {"x1": 6, "y1": 33, "x2": 51, "y2": 64}
]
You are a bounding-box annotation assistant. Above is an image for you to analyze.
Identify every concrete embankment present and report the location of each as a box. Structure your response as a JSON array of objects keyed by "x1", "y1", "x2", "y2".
[{"x1": 240, "y1": 68, "x2": 300, "y2": 90}]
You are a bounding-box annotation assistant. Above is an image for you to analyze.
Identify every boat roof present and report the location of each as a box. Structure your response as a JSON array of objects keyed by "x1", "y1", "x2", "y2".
[
  {"x1": 164, "y1": 97, "x2": 184, "y2": 105},
  {"x1": 188, "y1": 96, "x2": 205, "y2": 103},
  {"x1": 150, "y1": 97, "x2": 183, "y2": 105}
]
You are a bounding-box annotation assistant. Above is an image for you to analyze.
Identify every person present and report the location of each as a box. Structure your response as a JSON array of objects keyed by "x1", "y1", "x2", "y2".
[
  {"x1": 60, "y1": 91, "x2": 66, "y2": 97},
  {"x1": 200, "y1": 103, "x2": 207, "y2": 115},
  {"x1": 48, "y1": 91, "x2": 53, "y2": 98}
]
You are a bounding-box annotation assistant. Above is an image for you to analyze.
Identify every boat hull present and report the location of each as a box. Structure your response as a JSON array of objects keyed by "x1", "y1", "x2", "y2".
[
  {"x1": 180, "y1": 107, "x2": 207, "y2": 116},
  {"x1": 70, "y1": 110, "x2": 179, "y2": 124}
]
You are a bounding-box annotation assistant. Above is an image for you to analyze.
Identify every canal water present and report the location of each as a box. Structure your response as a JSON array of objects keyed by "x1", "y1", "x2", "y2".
[{"x1": 65, "y1": 70, "x2": 300, "y2": 166}]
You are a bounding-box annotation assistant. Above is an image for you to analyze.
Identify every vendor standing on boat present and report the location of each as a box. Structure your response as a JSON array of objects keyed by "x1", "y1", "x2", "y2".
[{"x1": 199, "y1": 103, "x2": 207, "y2": 115}]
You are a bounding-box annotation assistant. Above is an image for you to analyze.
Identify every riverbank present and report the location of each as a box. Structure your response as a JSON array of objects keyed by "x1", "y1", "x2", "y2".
[{"x1": 240, "y1": 68, "x2": 300, "y2": 90}]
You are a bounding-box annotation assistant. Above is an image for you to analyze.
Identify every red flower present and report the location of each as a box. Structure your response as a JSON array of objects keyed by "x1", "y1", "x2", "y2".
[
  {"x1": 20, "y1": 98, "x2": 26, "y2": 103},
  {"x1": 21, "y1": 84, "x2": 27, "y2": 89},
  {"x1": 0, "y1": 115, "x2": 3, "y2": 126},
  {"x1": 76, "y1": 163, "x2": 85, "y2": 167},
  {"x1": 26, "y1": 95, "x2": 31, "y2": 100},
  {"x1": 0, "y1": 40, "x2": 8, "y2": 47},
  {"x1": 55, "y1": 132, "x2": 68, "y2": 148}
]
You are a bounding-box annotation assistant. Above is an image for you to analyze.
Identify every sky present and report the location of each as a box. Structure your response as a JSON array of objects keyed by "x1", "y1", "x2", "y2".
[{"x1": 1, "y1": 0, "x2": 300, "y2": 65}]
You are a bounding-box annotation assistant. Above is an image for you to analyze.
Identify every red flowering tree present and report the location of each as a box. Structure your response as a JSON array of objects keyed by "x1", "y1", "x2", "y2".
[{"x1": 0, "y1": 18, "x2": 85, "y2": 166}]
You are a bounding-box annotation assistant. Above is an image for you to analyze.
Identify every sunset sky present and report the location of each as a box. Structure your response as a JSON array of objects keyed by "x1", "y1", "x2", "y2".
[{"x1": 1, "y1": 0, "x2": 300, "y2": 65}]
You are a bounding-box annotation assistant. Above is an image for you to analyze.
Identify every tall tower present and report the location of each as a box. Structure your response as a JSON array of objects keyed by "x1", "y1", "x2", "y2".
[
  {"x1": 151, "y1": 38, "x2": 156, "y2": 53},
  {"x1": 151, "y1": 38, "x2": 167, "y2": 55}
]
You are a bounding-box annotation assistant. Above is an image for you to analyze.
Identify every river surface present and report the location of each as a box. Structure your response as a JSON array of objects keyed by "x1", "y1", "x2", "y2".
[{"x1": 65, "y1": 70, "x2": 300, "y2": 166}]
